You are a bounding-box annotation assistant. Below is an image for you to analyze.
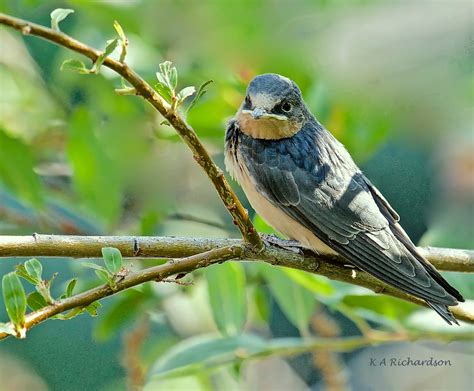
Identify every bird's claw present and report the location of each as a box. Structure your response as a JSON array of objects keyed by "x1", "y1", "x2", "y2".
[{"x1": 261, "y1": 234, "x2": 304, "y2": 254}]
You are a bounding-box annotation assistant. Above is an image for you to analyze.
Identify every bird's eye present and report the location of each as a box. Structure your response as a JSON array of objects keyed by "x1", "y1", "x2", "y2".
[
  {"x1": 244, "y1": 95, "x2": 251, "y2": 106},
  {"x1": 281, "y1": 101, "x2": 292, "y2": 112}
]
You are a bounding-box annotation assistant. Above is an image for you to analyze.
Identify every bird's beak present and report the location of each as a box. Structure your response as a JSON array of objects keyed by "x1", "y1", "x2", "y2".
[
  {"x1": 251, "y1": 108, "x2": 265, "y2": 119},
  {"x1": 241, "y1": 108, "x2": 288, "y2": 121}
]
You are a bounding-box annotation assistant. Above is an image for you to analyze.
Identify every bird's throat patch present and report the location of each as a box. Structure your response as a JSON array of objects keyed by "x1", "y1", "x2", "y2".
[{"x1": 237, "y1": 111, "x2": 302, "y2": 140}]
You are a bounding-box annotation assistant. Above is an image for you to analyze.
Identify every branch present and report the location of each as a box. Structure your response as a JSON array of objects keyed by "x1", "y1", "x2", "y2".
[
  {"x1": 1, "y1": 235, "x2": 472, "y2": 272},
  {"x1": 0, "y1": 234, "x2": 473, "y2": 334},
  {"x1": 0, "y1": 244, "x2": 242, "y2": 340},
  {"x1": 0, "y1": 12, "x2": 262, "y2": 251},
  {"x1": 0, "y1": 12, "x2": 473, "y2": 338}
]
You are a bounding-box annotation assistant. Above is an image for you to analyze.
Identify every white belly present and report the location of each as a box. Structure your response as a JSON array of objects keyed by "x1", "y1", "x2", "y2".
[{"x1": 225, "y1": 147, "x2": 336, "y2": 255}]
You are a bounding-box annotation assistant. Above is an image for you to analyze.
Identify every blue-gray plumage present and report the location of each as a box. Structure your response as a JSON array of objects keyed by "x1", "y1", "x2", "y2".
[{"x1": 225, "y1": 73, "x2": 464, "y2": 325}]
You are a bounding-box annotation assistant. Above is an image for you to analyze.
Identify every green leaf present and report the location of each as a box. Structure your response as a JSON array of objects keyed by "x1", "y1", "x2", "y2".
[
  {"x1": 53, "y1": 307, "x2": 85, "y2": 320},
  {"x1": 101, "y1": 247, "x2": 123, "y2": 274},
  {"x1": 113, "y1": 20, "x2": 128, "y2": 62},
  {"x1": 0, "y1": 128, "x2": 44, "y2": 207},
  {"x1": 85, "y1": 301, "x2": 101, "y2": 317},
  {"x1": 253, "y1": 286, "x2": 270, "y2": 321},
  {"x1": 176, "y1": 86, "x2": 196, "y2": 106},
  {"x1": 155, "y1": 61, "x2": 179, "y2": 101},
  {"x1": 94, "y1": 287, "x2": 153, "y2": 341},
  {"x1": 149, "y1": 334, "x2": 267, "y2": 380},
  {"x1": 114, "y1": 20, "x2": 126, "y2": 41},
  {"x1": 262, "y1": 265, "x2": 316, "y2": 335},
  {"x1": 65, "y1": 278, "x2": 77, "y2": 298},
  {"x1": 206, "y1": 262, "x2": 247, "y2": 336},
  {"x1": 149, "y1": 334, "x2": 339, "y2": 380},
  {"x1": 95, "y1": 269, "x2": 113, "y2": 286},
  {"x1": 186, "y1": 80, "x2": 213, "y2": 114},
  {"x1": 342, "y1": 294, "x2": 418, "y2": 322},
  {"x1": 50, "y1": 8, "x2": 74, "y2": 31},
  {"x1": 24, "y1": 258, "x2": 43, "y2": 283},
  {"x1": 15, "y1": 264, "x2": 38, "y2": 285},
  {"x1": 155, "y1": 76, "x2": 173, "y2": 102},
  {"x1": 90, "y1": 38, "x2": 118, "y2": 74},
  {"x1": 82, "y1": 262, "x2": 109, "y2": 272},
  {"x1": 282, "y1": 268, "x2": 334, "y2": 296},
  {"x1": 2, "y1": 272, "x2": 27, "y2": 337},
  {"x1": 27, "y1": 291, "x2": 48, "y2": 311},
  {"x1": 67, "y1": 108, "x2": 122, "y2": 222},
  {"x1": 60, "y1": 59, "x2": 91, "y2": 74},
  {"x1": 169, "y1": 67, "x2": 178, "y2": 90}
]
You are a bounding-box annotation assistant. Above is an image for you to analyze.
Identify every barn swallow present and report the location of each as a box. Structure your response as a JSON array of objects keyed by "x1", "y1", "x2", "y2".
[{"x1": 225, "y1": 73, "x2": 464, "y2": 325}]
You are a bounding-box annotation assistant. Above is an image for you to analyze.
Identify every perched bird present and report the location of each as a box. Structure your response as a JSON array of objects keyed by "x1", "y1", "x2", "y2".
[{"x1": 225, "y1": 73, "x2": 464, "y2": 325}]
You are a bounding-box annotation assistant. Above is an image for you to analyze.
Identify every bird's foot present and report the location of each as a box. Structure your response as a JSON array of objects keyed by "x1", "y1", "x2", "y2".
[{"x1": 261, "y1": 234, "x2": 304, "y2": 254}]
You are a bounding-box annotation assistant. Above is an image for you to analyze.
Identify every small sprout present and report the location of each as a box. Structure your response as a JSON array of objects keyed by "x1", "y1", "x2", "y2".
[
  {"x1": 96, "y1": 269, "x2": 113, "y2": 287},
  {"x1": 115, "y1": 78, "x2": 136, "y2": 95},
  {"x1": 65, "y1": 278, "x2": 77, "y2": 298},
  {"x1": 50, "y1": 8, "x2": 74, "y2": 31},
  {"x1": 15, "y1": 264, "x2": 38, "y2": 285},
  {"x1": 90, "y1": 38, "x2": 118, "y2": 74},
  {"x1": 176, "y1": 86, "x2": 196, "y2": 107},
  {"x1": 60, "y1": 59, "x2": 90, "y2": 74},
  {"x1": 102, "y1": 247, "x2": 123, "y2": 274},
  {"x1": 186, "y1": 79, "x2": 213, "y2": 114},
  {"x1": 113, "y1": 20, "x2": 128, "y2": 63},
  {"x1": 155, "y1": 61, "x2": 178, "y2": 104},
  {"x1": 24, "y1": 258, "x2": 42, "y2": 283},
  {"x1": 115, "y1": 86, "x2": 137, "y2": 95},
  {"x1": 85, "y1": 301, "x2": 101, "y2": 317}
]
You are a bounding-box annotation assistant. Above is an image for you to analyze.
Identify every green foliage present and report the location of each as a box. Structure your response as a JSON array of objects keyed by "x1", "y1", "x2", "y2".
[
  {"x1": 0, "y1": 3, "x2": 471, "y2": 389},
  {"x1": 2, "y1": 272, "x2": 27, "y2": 337},
  {"x1": 0, "y1": 129, "x2": 44, "y2": 207},
  {"x1": 113, "y1": 20, "x2": 128, "y2": 63},
  {"x1": 67, "y1": 108, "x2": 122, "y2": 224},
  {"x1": 94, "y1": 286, "x2": 154, "y2": 341},
  {"x1": 206, "y1": 262, "x2": 247, "y2": 336},
  {"x1": 261, "y1": 264, "x2": 317, "y2": 335},
  {"x1": 186, "y1": 80, "x2": 213, "y2": 114},
  {"x1": 50, "y1": 8, "x2": 74, "y2": 31},
  {"x1": 82, "y1": 247, "x2": 124, "y2": 289},
  {"x1": 149, "y1": 334, "x2": 267, "y2": 380},
  {"x1": 16, "y1": 259, "x2": 56, "y2": 304},
  {"x1": 27, "y1": 291, "x2": 48, "y2": 311},
  {"x1": 101, "y1": 247, "x2": 123, "y2": 274}
]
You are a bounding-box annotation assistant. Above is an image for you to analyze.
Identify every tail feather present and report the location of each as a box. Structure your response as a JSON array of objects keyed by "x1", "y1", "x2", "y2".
[{"x1": 426, "y1": 301, "x2": 459, "y2": 326}]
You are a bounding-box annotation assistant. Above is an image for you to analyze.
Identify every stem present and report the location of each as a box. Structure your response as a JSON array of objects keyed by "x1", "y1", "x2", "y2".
[
  {"x1": 0, "y1": 235, "x2": 473, "y2": 331},
  {"x1": 0, "y1": 12, "x2": 262, "y2": 251},
  {"x1": 0, "y1": 244, "x2": 242, "y2": 340}
]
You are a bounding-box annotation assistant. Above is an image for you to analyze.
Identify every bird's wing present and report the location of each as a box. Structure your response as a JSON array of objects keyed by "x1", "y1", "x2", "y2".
[{"x1": 239, "y1": 134, "x2": 458, "y2": 307}]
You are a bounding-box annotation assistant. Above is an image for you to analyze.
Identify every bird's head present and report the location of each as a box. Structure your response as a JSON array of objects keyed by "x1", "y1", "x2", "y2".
[{"x1": 236, "y1": 73, "x2": 308, "y2": 140}]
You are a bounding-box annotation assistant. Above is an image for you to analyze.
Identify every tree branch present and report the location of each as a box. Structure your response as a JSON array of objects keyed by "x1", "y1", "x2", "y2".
[
  {"x1": 0, "y1": 12, "x2": 473, "y2": 339},
  {"x1": 0, "y1": 12, "x2": 263, "y2": 251},
  {"x1": 0, "y1": 244, "x2": 242, "y2": 340},
  {"x1": 0, "y1": 234, "x2": 473, "y2": 334}
]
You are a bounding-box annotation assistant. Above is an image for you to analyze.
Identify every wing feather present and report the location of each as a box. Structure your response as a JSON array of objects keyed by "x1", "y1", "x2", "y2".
[{"x1": 238, "y1": 128, "x2": 460, "y2": 308}]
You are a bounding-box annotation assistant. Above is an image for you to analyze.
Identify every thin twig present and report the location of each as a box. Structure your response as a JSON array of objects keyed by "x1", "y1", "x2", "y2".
[
  {"x1": 0, "y1": 12, "x2": 262, "y2": 250},
  {"x1": 0, "y1": 244, "x2": 242, "y2": 340}
]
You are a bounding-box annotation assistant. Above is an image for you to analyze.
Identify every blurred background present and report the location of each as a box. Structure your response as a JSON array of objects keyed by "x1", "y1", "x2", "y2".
[{"x1": 0, "y1": 0, "x2": 473, "y2": 390}]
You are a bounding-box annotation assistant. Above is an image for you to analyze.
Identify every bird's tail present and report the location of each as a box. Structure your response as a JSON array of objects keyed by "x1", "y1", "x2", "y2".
[{"x1": 426, "y1": 301, "x2": 459, "y2": 325}]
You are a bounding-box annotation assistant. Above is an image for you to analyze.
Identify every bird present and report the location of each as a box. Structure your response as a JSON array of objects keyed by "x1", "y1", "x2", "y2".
[{"x1": 224, "y1": 73, "x2": 464, "y2": 325}]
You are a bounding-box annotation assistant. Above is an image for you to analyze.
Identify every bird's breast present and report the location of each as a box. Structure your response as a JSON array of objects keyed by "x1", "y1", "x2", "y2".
[{"x1": 224, "y1": 127, "x2": 335, "y2": 255}]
